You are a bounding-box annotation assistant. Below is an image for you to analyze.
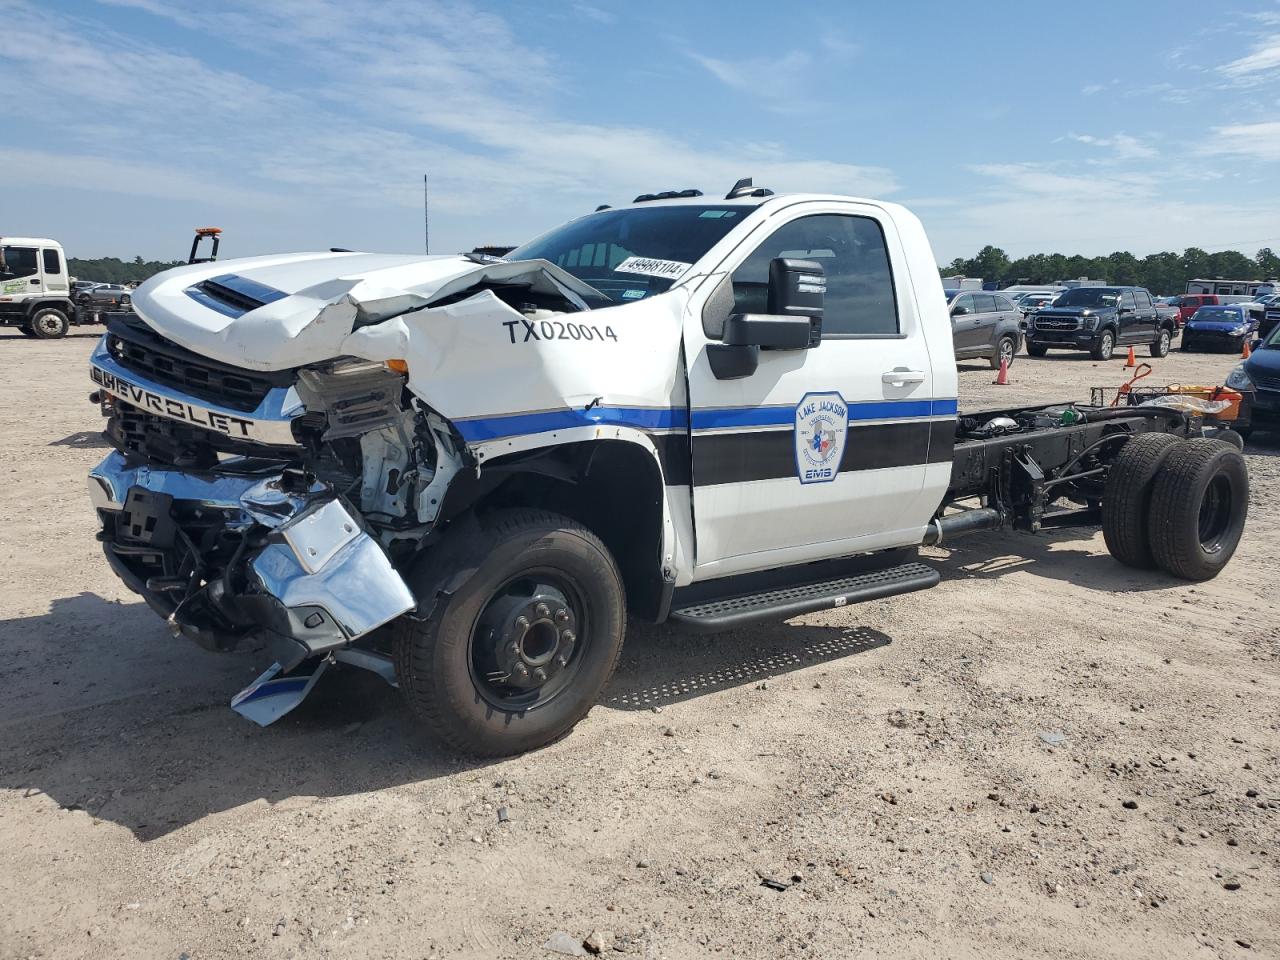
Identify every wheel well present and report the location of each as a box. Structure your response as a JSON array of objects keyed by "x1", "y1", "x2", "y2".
[
  {"x1": 445, "y1": 439, "x2": 670, "y2": 620},
  {"x1": 27, "y1": 300, "x2": 71, "y2": 316}
]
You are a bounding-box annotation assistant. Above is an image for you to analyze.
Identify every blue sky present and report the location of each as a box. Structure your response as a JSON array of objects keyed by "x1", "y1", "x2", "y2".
[{"x1": 2, "y1": 0, "x2": 1280, "y2": 264}]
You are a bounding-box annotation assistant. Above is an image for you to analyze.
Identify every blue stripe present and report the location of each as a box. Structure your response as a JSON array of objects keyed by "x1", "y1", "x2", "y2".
[
  {"x1": 455, "y1": 398, "x2": 957, "y2": 442},
  {"x1": 455, "y1": 406, "x2": 688, "y2": 442},
  {"x1": 238, "y1": 677, "x2": 311, "y2": 704}
]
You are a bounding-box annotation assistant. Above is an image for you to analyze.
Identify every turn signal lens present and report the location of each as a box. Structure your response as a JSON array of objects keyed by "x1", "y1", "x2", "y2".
[{"x1": 385, "y1": 359, "x2": 409, "y2": 374}]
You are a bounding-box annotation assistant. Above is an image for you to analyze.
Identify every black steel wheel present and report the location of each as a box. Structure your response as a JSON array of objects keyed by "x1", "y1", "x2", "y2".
[
  {"x1": 1147, "y1": 439, "x2": 1249, "y2": 581},
  {"x1": 394, "y1": 509, "x2": 625, "y2": 756}
]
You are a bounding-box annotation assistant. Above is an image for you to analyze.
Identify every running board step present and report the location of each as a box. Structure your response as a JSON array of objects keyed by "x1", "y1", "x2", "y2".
[{"x1": 668, "y1": 561, "x2": 939, "y2": 633}]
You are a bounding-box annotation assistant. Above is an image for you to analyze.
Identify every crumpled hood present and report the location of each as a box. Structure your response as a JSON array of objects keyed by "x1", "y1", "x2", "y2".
[{"x1": 130, "y1": 252, "x2": 605, "y2": 371}]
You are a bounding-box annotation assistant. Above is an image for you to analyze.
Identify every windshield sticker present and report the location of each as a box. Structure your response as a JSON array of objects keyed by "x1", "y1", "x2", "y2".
[
  {"x1": 622, "y1": 289, "x2": 646, "y2": 300},
  {"x1": 698, "y1": 210, "x2": 738, "y2": 219},
  {"x1": 614, "y1": 256, "x2": 692, "y2": 280}
]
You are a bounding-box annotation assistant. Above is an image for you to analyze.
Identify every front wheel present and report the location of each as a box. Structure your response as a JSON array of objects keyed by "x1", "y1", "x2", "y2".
[
  {"x1": 394, "y1": 509, "x2": 625, "y2": 756},
  {"x1": 1091, "y1": 330, "x2": 1115, "y2": 361},
  {"x1": 989, "y1": 335, "x2": 1017, "y2": 370},
  {"x1": 1150, "y1": 328, "x2": 1172, "y2": 358},
  {"x1": 29, "y1": 308, "x2": 69, "y2": 339}
]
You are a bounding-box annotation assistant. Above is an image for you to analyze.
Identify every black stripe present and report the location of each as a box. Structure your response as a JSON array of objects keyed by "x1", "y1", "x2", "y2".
[
  {"x1": 653, "y1": 432, "x2": 692, "y2": 487},
  {"x1": 692, "y1": 419, "x2": 953, "y2": 486}
]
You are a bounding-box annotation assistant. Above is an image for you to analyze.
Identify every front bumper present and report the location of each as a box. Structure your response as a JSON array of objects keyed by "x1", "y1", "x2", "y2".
[
  {"x1": 1026, "y1": 329, "x2": 1099, "y2": 349},
  {"x1": 89, "y1": 450, "x2": 415, "y2": 669}
]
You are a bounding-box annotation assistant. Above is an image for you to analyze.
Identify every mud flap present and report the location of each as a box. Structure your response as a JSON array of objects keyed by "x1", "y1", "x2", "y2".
[{"x1": 230, "y1": 658, "x2": 329, "y2": 726}]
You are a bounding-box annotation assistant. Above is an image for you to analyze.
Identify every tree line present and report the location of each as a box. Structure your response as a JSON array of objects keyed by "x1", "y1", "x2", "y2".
[
  {"x1": 940, "y1": 246, "x2": 1280, "y2": 296},
  {"x1": 68, "y1": 256, "x2": 185, "y2": 285}
]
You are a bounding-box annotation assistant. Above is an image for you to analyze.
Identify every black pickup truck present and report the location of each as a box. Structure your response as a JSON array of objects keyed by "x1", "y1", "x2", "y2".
[{"x1": 1026, "y1": 286, "x2": 1177, "y2": 361}]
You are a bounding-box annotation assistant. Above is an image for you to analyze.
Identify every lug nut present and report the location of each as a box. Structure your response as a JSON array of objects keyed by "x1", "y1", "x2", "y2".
[
  {"x1": 508, "y1": 641, "x2": 521, "y2": 656},
  {"x1": 561, "y1": 630, "x2": 576, "y2": 644},
  {"x1": 515, "y1": 615, "x2": 529, "y2": 629},
  {"x1": 533, "y1": 668, "x2": 547, "y2": 682},
  {"x1": 555, "y1": 609, "x2": 570, "y2": 624},
  {"x1": 555, "y1": 655, "x2": 568, "y2": 667},
  {"x1": 513, "y1": 663, "x2": 528, "y2": 678},
  {"x1": 535, "y1": 603, "x2": 550, "y2": 618}
]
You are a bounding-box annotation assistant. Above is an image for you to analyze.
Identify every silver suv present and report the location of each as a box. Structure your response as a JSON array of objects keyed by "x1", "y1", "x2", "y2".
[{"x1": 947, "y1": 289, "x2": 1024, "y2": 369}]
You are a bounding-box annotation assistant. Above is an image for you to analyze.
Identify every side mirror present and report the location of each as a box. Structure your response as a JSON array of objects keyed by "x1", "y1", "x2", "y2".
[
  {"x1": 707, "y1": 258, "x2": 824, "y2": 380},
  {"x1": 1251, "y1": 338, "x2": 1263, "y2": 353},
  {"x1": 951, "y1": 305, "x2": 969, "y2": 316}
]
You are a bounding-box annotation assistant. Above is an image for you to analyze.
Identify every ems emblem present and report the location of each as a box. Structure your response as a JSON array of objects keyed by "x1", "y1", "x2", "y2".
[{"x1": 795, "y1": 392, "x2": 849, "y2": 484}]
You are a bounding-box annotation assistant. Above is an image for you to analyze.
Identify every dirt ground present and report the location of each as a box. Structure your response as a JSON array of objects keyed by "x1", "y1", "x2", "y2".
[{"x1": 1, "y1": 329, "x2": 1276, "y2": 960}]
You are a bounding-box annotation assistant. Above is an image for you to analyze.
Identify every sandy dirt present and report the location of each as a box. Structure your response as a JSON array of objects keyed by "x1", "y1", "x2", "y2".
[{"x1": 0, "y1": 329, "x2": 1276, "y2": 960}]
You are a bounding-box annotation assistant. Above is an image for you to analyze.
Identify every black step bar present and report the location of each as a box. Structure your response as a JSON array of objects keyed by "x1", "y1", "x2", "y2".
[{"x1": 668, "y1": 560, "x2": 939, "y2": 633}]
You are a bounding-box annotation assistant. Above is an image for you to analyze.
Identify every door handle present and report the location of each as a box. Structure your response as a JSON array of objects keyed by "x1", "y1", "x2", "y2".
[{"x1": 882, "y1": 369, "x2": 926, "y2": 385}]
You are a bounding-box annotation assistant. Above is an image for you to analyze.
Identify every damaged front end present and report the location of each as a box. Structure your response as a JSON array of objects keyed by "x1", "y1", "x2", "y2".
[{"x1": 87, "y1": 316, "x2": 465, "y2": 723}]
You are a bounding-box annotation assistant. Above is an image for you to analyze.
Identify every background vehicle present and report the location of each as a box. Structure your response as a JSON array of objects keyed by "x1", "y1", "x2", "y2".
[
  {"x1": 1181, "y1": 304, "x2": 1258, "y2": 353},
  {"x1": 85, "y1": 187, "x2": 1248, "y2": 756},
  {"x1": 946, "y1": 289, "x2": 1023, "y2": 368},
  {"x1": 1228, "y1": 323, "x2": 1280, "y2": 437},
  {"x1": 1025, "y1": 285, "x2": 1176, "y2": 360},
  {"x1": 0, "y1": 236, "x2": 77, "y2": 338},
  {"x1": 1186, "y1": 278, "x2": 1277, "y2": 298},
  {"x1": 79, "y1": 283, "x2": 133, "y2": 309},
  {"x1": 1154, "y1": 298, "x2": 1180, "y2": 328},
  {"x1": 1177, "y1": 293, "x2": 1219, "y2": 325}
]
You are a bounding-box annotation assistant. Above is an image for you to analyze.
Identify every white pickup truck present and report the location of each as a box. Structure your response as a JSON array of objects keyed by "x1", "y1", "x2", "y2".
[{"x1": 86, "y1": 181, "x2": 1249, "y2": 755}]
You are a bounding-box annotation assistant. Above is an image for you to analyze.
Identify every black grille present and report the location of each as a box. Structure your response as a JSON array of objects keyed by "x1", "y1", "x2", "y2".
[
  {"x1": 1254, "y1": 375, "x2": 1280, "y2": 392},
  {"x1": 1035, "y1": 317, "x2": 1079, "y2": 331},
  {"x1": 105, "y1": 316, "x2": 293, "y2": 413}
]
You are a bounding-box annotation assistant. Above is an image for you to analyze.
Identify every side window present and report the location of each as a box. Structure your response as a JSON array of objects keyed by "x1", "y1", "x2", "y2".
[
  {"x1": 1120, "y1": 290, "x2": 1136, "y2": 311},
  {"x1": 41, "y1": 248, "x2": 61, "y2": 275},
  {"x1": 974, "y1": 294, "x2": 997, "y2": 313},
  {"x1": 952, "y1": 294, "x2": 974, "y2": 315},
  {"x1": 730, "y1": 213, "x2": 899, "y2": 335},
  {"x1": 1133, "y1": 290, "x2": 1152, "y2": 310},
  {"x1": 0, "y1": 245, "x2": 39, "y2": 281}
]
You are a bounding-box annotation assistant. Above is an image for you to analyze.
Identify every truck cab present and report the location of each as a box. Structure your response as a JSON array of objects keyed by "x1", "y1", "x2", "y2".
[
  {"x1": 0, "y1": 236, "x2": 77, "y2": 338},
  {"x1": 84, "y1": 185, "x2": 1248, "y2": 755}
]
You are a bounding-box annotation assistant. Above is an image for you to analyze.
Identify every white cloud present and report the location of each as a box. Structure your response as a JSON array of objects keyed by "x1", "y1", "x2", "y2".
[
  {"x1": 1219, "y1": 34, "x2": 1280, "y2": 78},
  {"x1": 688, "y1": 49, "x2": 822, "y2": 113},
  {"x1": 1065, "y1": 132, "x2": 1158, "y2": 161},
  {"x1": 1200, "y1": 121, "x2": 1280, "y2": 162}
]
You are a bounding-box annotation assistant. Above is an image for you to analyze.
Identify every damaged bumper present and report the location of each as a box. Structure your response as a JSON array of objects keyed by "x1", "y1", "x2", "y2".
[{"x1": 88, "y1": 450, "x2": 415, "y2": 673}]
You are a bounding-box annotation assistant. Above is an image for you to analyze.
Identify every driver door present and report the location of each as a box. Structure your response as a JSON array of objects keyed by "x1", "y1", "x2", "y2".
[{"x1": 682, "y1": 203, "x2": 950, "y2": 579}]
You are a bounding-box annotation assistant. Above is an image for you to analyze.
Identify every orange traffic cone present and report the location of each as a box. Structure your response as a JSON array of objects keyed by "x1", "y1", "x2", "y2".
[
  {"x1": 993, "y1": 356, "x2": 1010, "y2": 385},
  {"x1": 1242, "y1": 338, "x2": 1252, "y2": 360},
  {"x1": 1125, "y1": 346, "x2": 1137, "y2": 368}
]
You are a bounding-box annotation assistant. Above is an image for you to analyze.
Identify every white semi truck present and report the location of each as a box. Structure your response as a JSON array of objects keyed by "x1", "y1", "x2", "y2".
[{"x1": 85, "y1": 182, "x2": 1250, "y2": 755}]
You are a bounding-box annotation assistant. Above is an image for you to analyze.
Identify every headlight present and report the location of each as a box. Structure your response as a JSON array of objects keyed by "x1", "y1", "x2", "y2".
[
  {"x1": 1081, "y1": 315, "x2": 1098, "y2": 329},
  {"x1": 1231, "y1": 325, "x2": 1249, "y2": 336},
  {"x1": 1225, "y1": 363, "x2": 1254, "y2": 391}
]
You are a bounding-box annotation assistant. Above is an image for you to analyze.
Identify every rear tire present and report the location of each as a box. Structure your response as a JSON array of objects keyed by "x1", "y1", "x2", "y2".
[
  {"x1": 1147, "y1": 439, "x2": 1249, "y2": 581},
  {"x1": 393, "y1": 509, "x2": 625, "y2": 757},
  {"x1": 1091, "y1": 330, "x2": 1116, "y2": 361},
  {"x1": 1102, "y1": 433, "x2": 1183, "y2": 569},
  {"x1": 1150, "y1": 328, "x2": 1171, "y2": 358},
  {"x1": 989, "y1": 336, "x2": 1016, "y2": 370},
  {"x1": 17, "y1": 323, "x2": 36, "y2": 337},
  {"x1": 1027, "y1": 343, "x2": 1049, "y2": 358},
  {"x1": 29, "y1": 308, "x2": 69, "y2": 339}
]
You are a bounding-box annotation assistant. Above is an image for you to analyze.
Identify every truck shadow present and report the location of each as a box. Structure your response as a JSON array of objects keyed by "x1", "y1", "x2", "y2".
[
  {"x1": 0, "y1": 593, "x2": 889, "y2": 840},
  {"x1": 929, "y1": 529, "x2": 1180, "y2": 593}
]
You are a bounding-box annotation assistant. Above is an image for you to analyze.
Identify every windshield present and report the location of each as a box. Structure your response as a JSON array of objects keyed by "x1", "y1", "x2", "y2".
[
  {"x1": 506, "y1": 205, "x2": 750, "y2": 303},
  {"x1": 1192, "y1": 307, "x2": 1240, "y2": 321},
  {"x1": 1054, "y1": 287, "x2": 1120, "y2": 307}
]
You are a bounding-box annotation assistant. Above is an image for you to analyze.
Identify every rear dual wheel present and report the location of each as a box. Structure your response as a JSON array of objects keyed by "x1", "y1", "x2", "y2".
[{"x1": 1104, "y1": 435, "x2": 1248, "y2": 580}]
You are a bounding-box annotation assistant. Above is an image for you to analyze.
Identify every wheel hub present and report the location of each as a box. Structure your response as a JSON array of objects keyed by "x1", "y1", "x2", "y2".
[{"x1": 477, "y1": 588, "x2": 578, "y2": 691}]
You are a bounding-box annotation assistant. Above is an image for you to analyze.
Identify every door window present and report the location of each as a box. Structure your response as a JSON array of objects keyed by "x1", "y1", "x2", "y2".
[
  {"x1": 1133, "y1": 290, "x2": 1152, "y2": 309},
  {"x1": 41, "y1": 248, "x2": 61, "y2": 275},
  {"x1": 992, "y1": 295, "x2": 1015, "y2": 311},
  {"x1": 1120, "y1": 290, "x2": 1137, "y2": 311},
  {"x1": 952, "y1": 294, "x2": 975, "y2": 316},
  {"x1": 730, "y1": 213, "x2": 899, "y2": 336},
  {"x1": 974, "y1": 294, "x2": 998, "y2": 313},
  {"x1": 0, "y1": 245, "x2": 38, "y2": 280}
]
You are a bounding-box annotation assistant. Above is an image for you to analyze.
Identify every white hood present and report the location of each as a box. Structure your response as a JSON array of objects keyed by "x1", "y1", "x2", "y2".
[{"x1": 130, "y1": 251, "x2": 605, "y2": 371}]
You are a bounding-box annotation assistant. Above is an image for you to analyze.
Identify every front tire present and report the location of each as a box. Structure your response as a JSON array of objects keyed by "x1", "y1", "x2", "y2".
[
  {"x1": 29, "y1": 308, "x2": 69, "y2": 339},
  {"x1": 394, "y1": 509, "x2": 625, "y2": 756},
  {"x1": 1147, "y1": 439, "x2": 1249, "y2": 581},
  {"x1": 1027, "y1": 343, "x2": 1049, "y2": 358},
  {"x1": 1091, "y1": 330, "x2": 1115, "y2": 361},
  {"x1": 1150, "y1": 328, "x2": 1171, "y2": 358}
]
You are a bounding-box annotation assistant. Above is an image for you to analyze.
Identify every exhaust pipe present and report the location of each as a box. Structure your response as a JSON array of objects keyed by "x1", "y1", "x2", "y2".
[{"x1": 923, "y1": 507, "x2": 1003, "y2": 546}]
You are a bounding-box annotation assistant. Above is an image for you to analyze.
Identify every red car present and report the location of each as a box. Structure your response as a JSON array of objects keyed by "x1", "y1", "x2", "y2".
[{"x1": 1175, "y1": 294, "x2": 1219, "y2": 326}]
